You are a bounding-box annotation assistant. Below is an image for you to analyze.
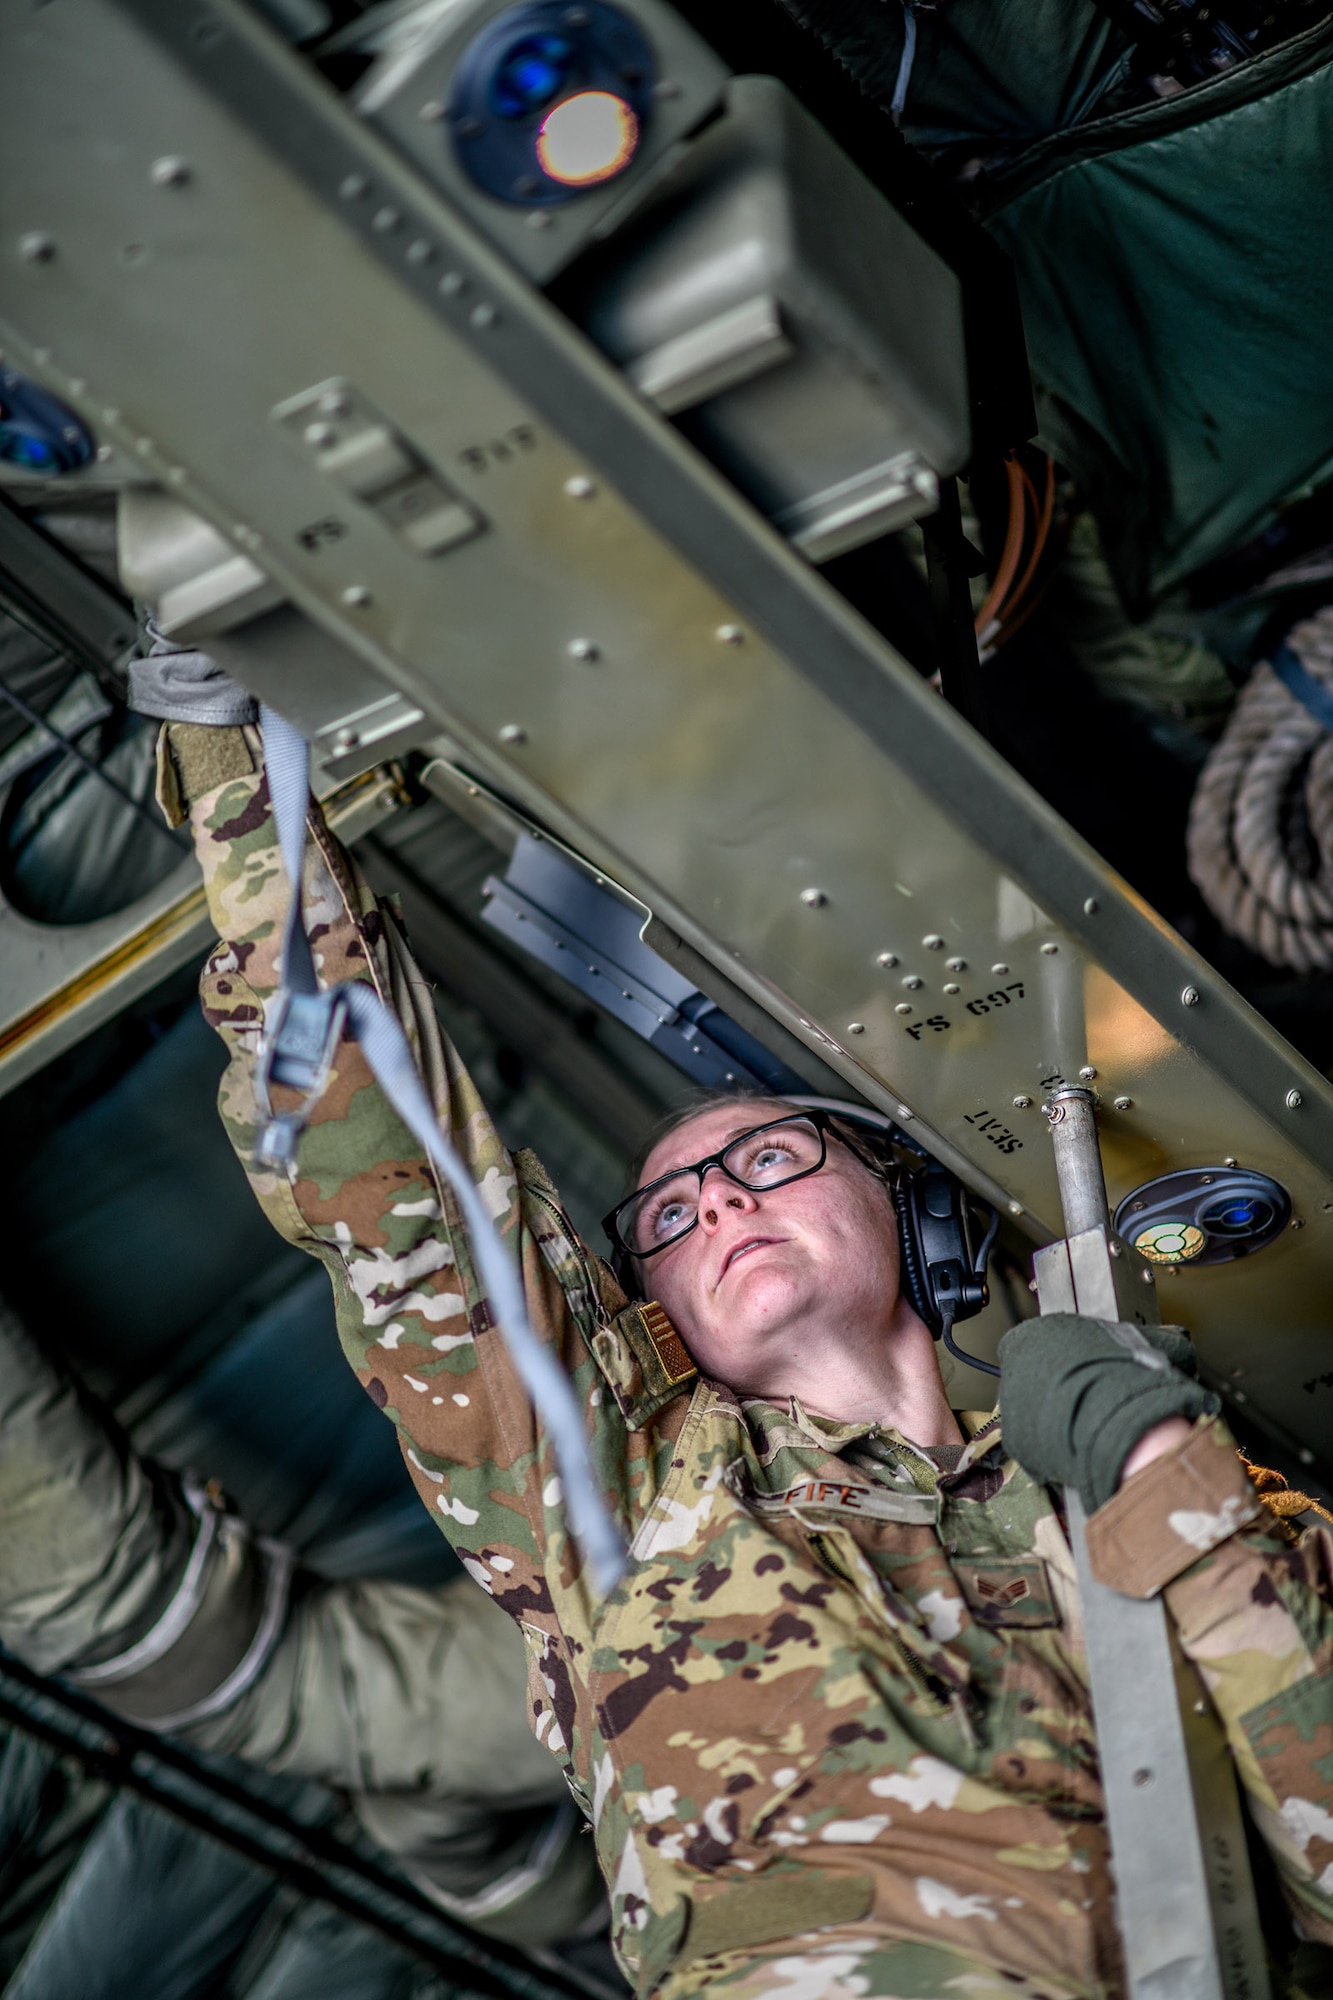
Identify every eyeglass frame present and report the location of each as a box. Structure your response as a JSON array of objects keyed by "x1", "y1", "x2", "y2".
[{"x1": 602, "y1": 1108, "x2": 887, "y2": 1263}]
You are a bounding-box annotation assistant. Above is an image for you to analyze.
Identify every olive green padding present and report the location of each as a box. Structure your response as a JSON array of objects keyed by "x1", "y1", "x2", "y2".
[
  {"x1": 998, "y1": 1313, "x2": 1218, "y2": 1513},
  {"x1": 165, "y1": 721, "x2": 256, "y2": 807},
  {"x1": 983, "y1": 20, "x2": 1333, "y2": 612},
  {"x1": 788, "y1": 0, "x2": 1132, "y2": 160},
  {"x1": 679, "y1": 1870, "x2": 874, "y2": 1964}
]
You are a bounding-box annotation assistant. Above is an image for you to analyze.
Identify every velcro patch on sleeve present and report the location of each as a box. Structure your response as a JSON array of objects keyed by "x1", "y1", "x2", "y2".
[{"x1": 1085, "y1": 1417, "x2": 1261, "y2": 1599}]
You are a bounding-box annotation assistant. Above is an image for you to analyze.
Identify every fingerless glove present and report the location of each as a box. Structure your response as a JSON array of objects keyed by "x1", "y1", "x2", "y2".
[{"x1": 998, "y1": 1314, "x2": 1218, "y2": 1513}]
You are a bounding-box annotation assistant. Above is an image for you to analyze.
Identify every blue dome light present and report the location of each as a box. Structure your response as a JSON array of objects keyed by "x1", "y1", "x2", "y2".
[
  {"x1": 1199, "y1": 1194, "x2": 1273, "y2": 1236},
  {"x1": 493, "y1": 34, "x2": 573, "y2": 118},
  {"x1": 0, "y1": 371, "x2": 96, "y2": 475}
]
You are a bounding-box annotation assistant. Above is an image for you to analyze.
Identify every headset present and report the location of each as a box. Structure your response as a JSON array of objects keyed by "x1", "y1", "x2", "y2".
[
  {"x1": 790, "y1": 1098, "x2": 1000, "y2": 1378},
  {"x1": 607, "y1": 1094, "x2": 1000, "y2": 1377}
]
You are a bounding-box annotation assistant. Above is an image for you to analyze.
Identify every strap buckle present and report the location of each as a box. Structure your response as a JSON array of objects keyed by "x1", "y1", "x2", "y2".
[{"x1": 254, "y1": 988, "x2": 349, "y2": 1170}]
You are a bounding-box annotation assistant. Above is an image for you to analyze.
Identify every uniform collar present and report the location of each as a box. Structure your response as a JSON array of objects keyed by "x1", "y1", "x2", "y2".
[{"x1": 739, "y1": 1395, "x2": 1003, "y2": 1485}]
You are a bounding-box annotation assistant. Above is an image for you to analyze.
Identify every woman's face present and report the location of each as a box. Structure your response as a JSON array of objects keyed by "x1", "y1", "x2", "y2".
[{"x1": 632, "y1": 1103, "x2": 903, "y2": 1396}]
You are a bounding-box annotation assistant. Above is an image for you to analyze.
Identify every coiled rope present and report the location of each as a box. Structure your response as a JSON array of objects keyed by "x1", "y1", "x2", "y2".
[{"x1": 1187, "y1": 607, "x2": 1333, "y2": 971}]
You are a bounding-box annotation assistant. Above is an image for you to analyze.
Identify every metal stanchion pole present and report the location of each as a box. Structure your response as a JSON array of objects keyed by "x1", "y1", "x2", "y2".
[{"x1": 1036, "y1": 1089, "x2": 1270, "y2": 2000}]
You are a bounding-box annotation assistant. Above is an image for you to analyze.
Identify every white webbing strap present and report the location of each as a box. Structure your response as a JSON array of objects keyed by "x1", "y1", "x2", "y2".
[{"x1": 253, "y1": 707, "x2": 627, "y2": 1596}]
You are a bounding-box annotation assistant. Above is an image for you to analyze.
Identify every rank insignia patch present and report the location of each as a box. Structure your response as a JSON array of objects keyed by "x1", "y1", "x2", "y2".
[{"x1": 953, "y1": 1557, "x2": 1060, "y2": 1628}]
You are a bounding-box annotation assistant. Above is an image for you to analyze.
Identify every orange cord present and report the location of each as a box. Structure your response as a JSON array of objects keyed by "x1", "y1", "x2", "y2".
[
  {"x1": 994, "y1": 454, "x2": 1055, "y2": 632},
  {"x1": 1239, "y1": 1449, "x2": 1333, "y2": 1529},
  {"x1": 973, "y1": 456, "x2": 1027, "y2": 639}
]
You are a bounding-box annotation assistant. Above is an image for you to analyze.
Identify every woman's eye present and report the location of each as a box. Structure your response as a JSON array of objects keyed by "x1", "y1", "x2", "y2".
[
  {"x1": 652, "y1": 1200, "x2": 689, "y2": 1236},
  {"x1": 753, "y1": 1145, "x2": 793, "y2": 1170}
]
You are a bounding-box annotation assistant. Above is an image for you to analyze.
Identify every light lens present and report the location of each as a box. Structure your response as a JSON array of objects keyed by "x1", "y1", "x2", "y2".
[
  {"x1": 1132, "y1": 1220, "x2": 1207, "y2": 1265},
  {"x1": 493, "y1": 34, "x2": 573, "y2": 117},
  {"x1": 536, "y1": 89, "x2": 638, "y2": 186},
  {"x1": 1198, "y1": 1194, "x2": 1273, "y2": 1237},
  {"x1": 0, "y1": 426, "x2": 58, "y2": 470}
]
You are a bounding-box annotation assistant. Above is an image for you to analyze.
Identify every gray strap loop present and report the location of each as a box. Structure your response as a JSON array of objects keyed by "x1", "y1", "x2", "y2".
[
  {"x1": 253, "y1": 705, "x2": 627, "y2": 1596},
  {"x1": 148, "y1": 1537, "x2": 295, "y2": 1734},
  {"x1": 69, "y1": 1498, "x2": 221, "y2": 1688}
]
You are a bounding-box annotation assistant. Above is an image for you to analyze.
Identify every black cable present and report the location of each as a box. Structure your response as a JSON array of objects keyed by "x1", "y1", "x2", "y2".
[
  {"x1": 939, "y1": 1299, "x2": 999, "y2": 1379},
  {"x1": 0, "y1": 1651, "x2": 592, "y2": 2000},
  {"x1": 0, "y1": 671, "x2": 188, "y2": 851}
]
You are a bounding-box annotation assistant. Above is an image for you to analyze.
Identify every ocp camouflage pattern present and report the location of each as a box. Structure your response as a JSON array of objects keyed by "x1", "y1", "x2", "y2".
[{"x1": 172, "y1": 724, "x2": 1333, "y2": 1997}]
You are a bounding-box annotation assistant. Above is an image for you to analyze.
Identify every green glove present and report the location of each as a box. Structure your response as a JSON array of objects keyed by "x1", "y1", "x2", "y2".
[{"x1": 998, "y1": 1314, "x2": 1219, "y2": 1514}]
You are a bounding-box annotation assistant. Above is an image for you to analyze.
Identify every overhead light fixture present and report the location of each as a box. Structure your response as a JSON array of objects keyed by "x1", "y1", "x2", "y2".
[
  {"x1": 536, "y1": 89, "x2": 639, "y2": 185},
  {"x1": 1114, "y1": 1166, "x2": 1291, "y2": 1267},
  {"x1": 449, "y1": 1, "x2": 654, "y2": 206}
]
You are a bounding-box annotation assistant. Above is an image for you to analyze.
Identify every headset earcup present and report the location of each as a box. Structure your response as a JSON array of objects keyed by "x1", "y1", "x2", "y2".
[{"x1": 896, "y1": 1182, "x2": 939, "y2": 1336}]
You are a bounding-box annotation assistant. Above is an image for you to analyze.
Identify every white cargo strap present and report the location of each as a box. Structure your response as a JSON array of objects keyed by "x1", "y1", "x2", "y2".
[{"x1": 252, "y1": 707, "x2": 627, "y2": 1596}]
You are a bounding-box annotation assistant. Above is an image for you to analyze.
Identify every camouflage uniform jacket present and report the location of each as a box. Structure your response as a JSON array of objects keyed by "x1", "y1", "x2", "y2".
[{"x1": 171, "y1": 729, "x2": 1333, "y2": 1998}]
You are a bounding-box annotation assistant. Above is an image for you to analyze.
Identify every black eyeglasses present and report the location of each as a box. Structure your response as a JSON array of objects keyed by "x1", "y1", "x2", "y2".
[{"x1": 603, "y1": 1112, "x2": 840, "y2": 1261}]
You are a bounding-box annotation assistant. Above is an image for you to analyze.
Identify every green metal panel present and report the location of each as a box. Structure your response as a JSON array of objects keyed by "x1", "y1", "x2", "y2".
[{"x1": 3, "y1": 0, "x2": 1333, "y2": 1465}]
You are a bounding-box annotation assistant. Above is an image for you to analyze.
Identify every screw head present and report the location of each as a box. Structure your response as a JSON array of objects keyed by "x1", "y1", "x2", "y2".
[
  {"x1": 876, "y1": 951, "x2": 899, "y2": 969},
  {"x1": 499, "y1": 723, "x2": 527, "y2": 745},
  {"x1": 1288, "y1": 1089, "x2": 1304, "y2": 1109},
  {"x1": 943, "y1": 982, "x2": 960, "y2": 995},
  {"x1": 922, "y1": 934, "x2": 945, "y2": 951},
  {"x1": 1084, "y1": 897, "x2": 1099, "y2": 915},
  {"x1": 19, "y1": 232, "x2": 55, "y2": 263},
  {"x1": 341, "y1": 584, "x2": 372, "y2": 608},
  {"x1": 716, "y1": 623, "x2": 745, "y2": 646},
  {"x1": 470, "y1": 302, "x2": 498, "y2": 329},
  {"x1": 150, "y1": 155, "x2": 190, "y2": 187},
  {"x1": 339, "y1": 174, "x2": 370, "y2": 199},
  {"x1": 332, "y1": 727, "x2": 360, "y2": 753},
  {"x1": 439, "y1": 270, "x2": 468, "y2": 296},
  {"x1": 304, "y1": 421, "x2": 337, "y2": 449},
  {"x1": 1292, "y1": 1217, "x2": 1306, "y2": 1230},
  {"x1": 406, "y1": 238, "x2": 433, "y2": 265},
  {"x1": 1113, "y1": 1095, "x2": 1132, "y2": 1112},
  {"x1": 946, "y1": 956, "x2": 966, "y2": 972},
  {"x1": 894, "y1": 1002, "x2": 912, "y2": 1017},
  {"x1": 1141, "y1": 1268, "x2": 1154, "y2": 1284},
  {"x1": 897, "y1": 1105, "x2": 915, "y2": 1122},
  {"x1": 1008, "y1": 1200, "x2": 1024, "y2": 1216},
  {"x1": 1224, "y1": 1156, "x2": 1238, "y2": 1168},
  {"x1": 902, "y1": 975, "x2": 923, "y2": 991},
  {"x1": 1012, "y1": 1094, "x2": 1032, "y2": 1110},
  {"x1": 1109, "y1": 1240, "x2": 1123, "y2": 1258},
  {"x1": 1040, "y1": 942, "x2": 1059, "y2": 955},
  {"x1": 564, "y1": 474, "x2": 596, "y2": 499},
  {"x1": 1300, "y1": 1447, "x2": 1315, "y2": 1464},
  {"x1": 991, "y1": 963, "x2": 1010, "y2": 976},
  {"x1": 847, "y1": 1022, "x2": 865, "y2": 1036},
  {"x1": 1078, "y1": 1065, "x2": 1096, "y2": 1081},
  {"x1": 566, "y1": 637, "x2": 599, "y2": 661},
  {"x1": 1182, "y1": 986, "x2": 1200, "y2": 1007},
  {"x1": 800, "y1": 888, "x2": 826, "y2": 908},
  {"x1": 419, "y1": 99, "x2": 446, "y2": 120}
]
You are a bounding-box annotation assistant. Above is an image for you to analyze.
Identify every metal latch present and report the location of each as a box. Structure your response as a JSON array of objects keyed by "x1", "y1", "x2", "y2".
[
  {"x1": 254, "y1": 988, "x2": 349, "y2": 1170},
  {"x1": 272, "y1": 379, "x2": 483, "y2": 558}
]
